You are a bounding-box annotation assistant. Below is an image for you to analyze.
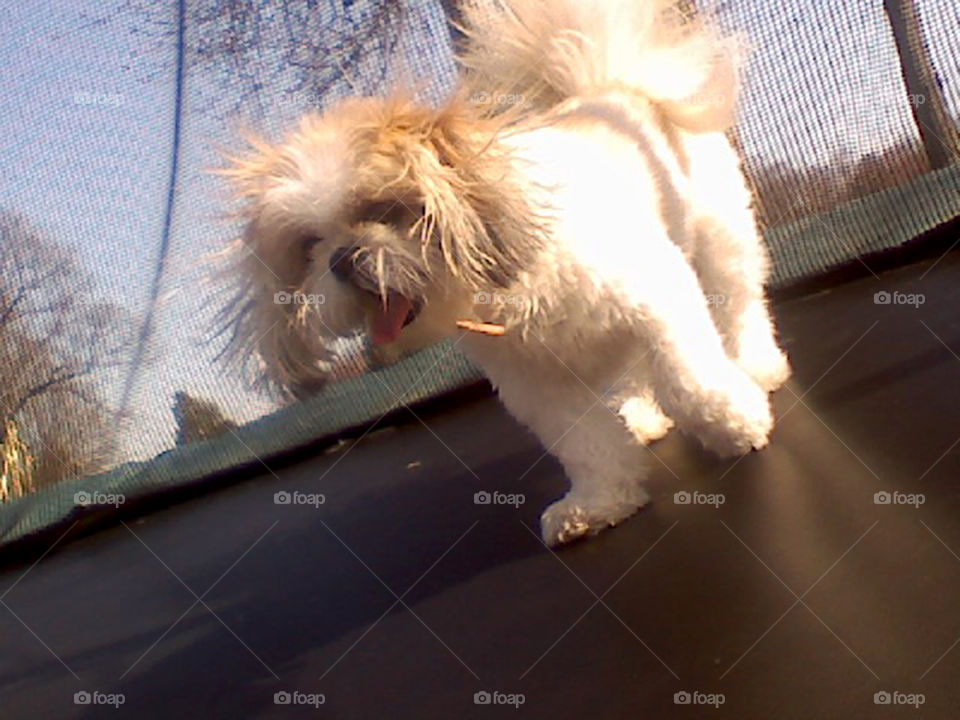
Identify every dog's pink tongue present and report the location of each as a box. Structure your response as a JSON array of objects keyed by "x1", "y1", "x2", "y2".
[{"x1": 370, "y1": 293, "x2": 413, "y2": 346}]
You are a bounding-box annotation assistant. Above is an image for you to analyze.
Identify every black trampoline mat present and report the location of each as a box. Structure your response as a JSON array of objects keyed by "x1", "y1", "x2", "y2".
[{"x1": 2, "y1": 250, "x2": 959, "y2": 719}]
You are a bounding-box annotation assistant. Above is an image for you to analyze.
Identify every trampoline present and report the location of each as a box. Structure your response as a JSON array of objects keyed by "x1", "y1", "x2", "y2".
[{"x1": 1, "y1": 1, "x2": 959, "y2": 718}]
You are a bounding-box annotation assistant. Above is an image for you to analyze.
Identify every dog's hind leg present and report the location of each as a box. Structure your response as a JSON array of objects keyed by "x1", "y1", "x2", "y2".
[
  {"x1": 603, "y1": 237, "x2": 774, "y2": 459},
  {"x1": 618, "y1": 388, "x2": 674, "y2": 444},
  {"x1": 683, "y1": 134, "x2": 791, "y2": 392},
  {"x1": 689, "y1": 211, "x2": 790, "y2": 392}
]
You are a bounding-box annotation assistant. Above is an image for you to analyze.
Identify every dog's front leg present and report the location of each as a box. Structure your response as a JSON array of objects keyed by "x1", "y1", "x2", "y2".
[
  {"x1": 468, "y1": 344, "x2": 651, "y2": 546},
  {"x1": 535, "y1": 397, "x2": 652, "y2": 547}
]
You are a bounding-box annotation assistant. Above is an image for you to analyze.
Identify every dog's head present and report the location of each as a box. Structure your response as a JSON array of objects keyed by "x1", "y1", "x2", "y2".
[{"x1": 217, "y1": 95, "x2": 540, "y2": 398}]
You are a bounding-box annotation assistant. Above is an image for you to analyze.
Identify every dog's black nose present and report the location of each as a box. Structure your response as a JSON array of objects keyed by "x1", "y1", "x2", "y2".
[{"x1": 328, "y1": 246, "x2": 356, "y2": 282}]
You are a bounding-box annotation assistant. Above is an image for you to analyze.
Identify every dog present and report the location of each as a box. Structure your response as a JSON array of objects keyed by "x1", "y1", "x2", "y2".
[{"x1": 218, "y1": 0, "x2": 791, "y2": 546}]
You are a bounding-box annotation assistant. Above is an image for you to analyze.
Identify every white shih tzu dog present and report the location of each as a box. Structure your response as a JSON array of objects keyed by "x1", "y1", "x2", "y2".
[{"x1": 219, "y1": 0, "x2": 791, "y2": 546}]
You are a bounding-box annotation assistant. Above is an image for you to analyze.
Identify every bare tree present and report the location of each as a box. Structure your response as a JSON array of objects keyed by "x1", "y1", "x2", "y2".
[
  {"x1": 120, "y1": 0, "x2": 410, "y2": 116},
  {"x1": 743, "y1": 133, "x2": 931, "y2": 229},
  {"x1": 884, "y1": 0, "x2": 960, "y2": 169},
  {"x1": 0, "y1": 212, "x2": 130, "y2": 500}
]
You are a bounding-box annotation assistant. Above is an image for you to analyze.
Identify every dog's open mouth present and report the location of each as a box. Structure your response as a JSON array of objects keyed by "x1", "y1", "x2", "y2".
[{"x1": 369, "y1": 292, "x2": 421, "y2": 346}]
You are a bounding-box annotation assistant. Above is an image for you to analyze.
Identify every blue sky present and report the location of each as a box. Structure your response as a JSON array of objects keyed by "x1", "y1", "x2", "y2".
[{"x1": 0, "y1": 0, "x2": 957, "y2": 461}]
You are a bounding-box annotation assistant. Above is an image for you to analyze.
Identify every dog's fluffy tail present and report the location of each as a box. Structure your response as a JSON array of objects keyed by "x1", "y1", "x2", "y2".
[{"x1": 459, "y1": 0, "x2": 743, "y2": 133}]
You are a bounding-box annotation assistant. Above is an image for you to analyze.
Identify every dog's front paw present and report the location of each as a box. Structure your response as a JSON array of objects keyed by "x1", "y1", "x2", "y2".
[
  {"x1": 540, "y1": 490, "x2": 649, "y2": 547},
  {"x1": 692, "y1": 372, "x2": 773, "y2": 457}
]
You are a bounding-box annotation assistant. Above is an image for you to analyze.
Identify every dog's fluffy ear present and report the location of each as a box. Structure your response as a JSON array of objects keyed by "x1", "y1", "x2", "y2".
[
  {"x1": 217, "y1": 121, "x2": 356, "y2": 226},
  {"x1": 209, "y1": 229, "x2": 332, "y2": 400},
  {"x1": 374, "y1": 98, "x2": 545, "y2": 291}
]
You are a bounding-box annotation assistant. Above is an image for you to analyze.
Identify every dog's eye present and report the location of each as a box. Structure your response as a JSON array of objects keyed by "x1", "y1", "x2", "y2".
[
  {"x1": 300, "y1": 234, "x2": 323, "y2": 257},
  {"x1": 360, "y1": 200, "x2": 419, "y2": 225}
]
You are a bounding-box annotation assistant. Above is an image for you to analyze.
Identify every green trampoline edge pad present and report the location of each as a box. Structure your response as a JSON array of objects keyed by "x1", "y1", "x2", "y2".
[
  {"x1": 0, "y1": 341, "x2": 481, "y2": 549},
  {"x1": 766, "y1": 163, "x2": 960, "y2": 287}
]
